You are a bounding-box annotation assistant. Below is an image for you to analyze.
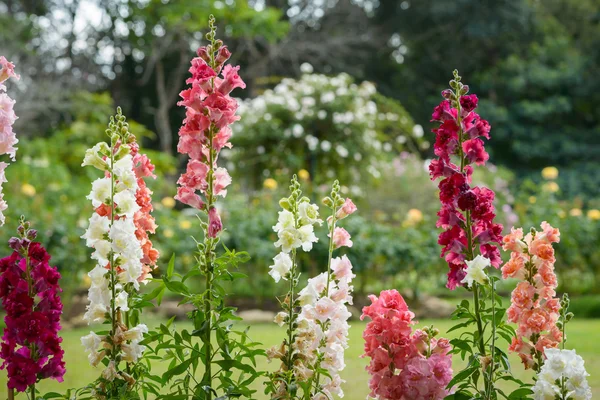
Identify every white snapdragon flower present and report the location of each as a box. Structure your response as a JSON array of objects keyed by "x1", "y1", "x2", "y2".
[
  {"x1": 88, "y1": 264, "x2": 108, "y2": 285},
  {"x1": 83, "y1": 303, "x2": 108, "y2": 324},
  {"x1": 121, "y1": 341, "x2": 146, "y2": 363},
  {"x1": 113, "y1": 154, "x2": 133, "y2": 171},
  {"x1": 298, "y1": 224, "x2": 318, "y2": 252},
  {"x1": 114, "y1": 189, "x2": 140, "y2": 217},
  {"x1": 533, "y1": 349, "x2": 592, "y2": 400},
  {"x1": 87, "y1": 177, "x2": 112, "y2": 208},
  {"x1": 273, "y1": 210, "x2": 295, "y2": 232},
  {"x1": 87, "y1": 278, "x2": 111, "y2": 307},
  {"x1": 91, "y1": 239, "x2": 111, "y2": 266},
  {"x1": 118, "y1": 257, "x2": 143, "y2": 288},
  {"x1": 461, "y1": 255, "x2": 490, "y2": 288},
  {"x1": 81, "y1": 213, "x2": 110, "y2": 247},
  {"x1": 82, "y1": 142, "x2": 109, "y2": 170},
  {"x1": 268, "y1": 252, "x2": 293, "y2": 282},
  {"x1": 115, "y1": 167, "x2": 138, "y2": 193},
  {"x1": 81, "y1": 331, "x2": 103, "y2": 354},
  {"x1": 123, "y1": 324, "x2": 148, "y2": 342},
  {"x1": 110, "y1": 219, "x2": 139, "y2": 256},
  {"x1": 115, "y1": 290, "x2": 129, "y2": 311},
  {"x1": 298, "y1": 202, "x2": 323, "y2": 226},
  {"x1": 274, "y1": 227, "x2": 302, "y2": 253}
]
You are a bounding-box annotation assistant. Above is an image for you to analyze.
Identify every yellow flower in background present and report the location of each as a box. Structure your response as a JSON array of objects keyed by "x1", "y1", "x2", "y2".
[
  {"x1": 298, "y1": 169, "x2": 310, "y2": 181},
  {"x1": 541, "y1": 166, "x2": 559, "y2": 180},
  {"x1": 528, "y1": 196, "x2": 537, "y2": 204},
  {"x1": 83, "y1": 274, "x2": 91, "y2": 286},
  {"x1": 161, "y1": 197, "x2": 176, "y2": 208},
  {"x1": 403, "y1": 208, "x2": 423, "y2": 227},
  {"x1": 164, "y1": 229, "x2": 175, "y2": 238},
  {"x1": 263, "y1": 178, "x2": 278, "y2": 190},
  {"x1": 542, "y1": 182, "x2": 559, "y2": 193},
  {"x1": 21, "y1": 183, "x2": 36, "y2": 197},
  {"x1": 587, "y1": 209, "x2": 600, "y2": 220},
  {"x1": 557, "y1": 210, "x2": 566, "y2": 219},
  {"x1": 569, "y1": 208, "x2": 582, "y2": 217},
  {"x1": 179, "y1": 220, "x2": 192, "y2": 230}
]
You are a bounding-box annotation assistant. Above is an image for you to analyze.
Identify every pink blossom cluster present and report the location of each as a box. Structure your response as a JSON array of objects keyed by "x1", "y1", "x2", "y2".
[
  {"x1": 130, "y1": 143, "x2": 159, "y2": 282},
  {"x1": 175, "y1": 42, "x2": 245, "y2": 236},
  {"x1": 0, "y1": 222, "x2": 65, "y2": 392},
  {"x1": 361, "y1": 290, "x2": 452, "y2": 400},
  {"x1": 0, "y1": 57, "x2": 20, "y2": 225},
  {"x1": 295, "y1": 254, "x2": 355, "y2": 398},
  {"x1": 502, "y1": 222, "x2": 562, "y2": 370},
  {"x1": 429, "y1": 82, "x2": 503, "y2": 289}
]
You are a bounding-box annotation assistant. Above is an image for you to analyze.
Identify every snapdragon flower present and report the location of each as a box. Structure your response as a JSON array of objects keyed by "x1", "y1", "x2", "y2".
[
  {"x1": 80, "y1": 109, "x2": 158, "y2": 392},
  {"x1": 0, "y1": 219, "x2": 66, "y2": 393},
  {"x1": 502, "y1": 222, "x2": 563, "y2": 370},
  {"x1": 533, "y1": 349, "x2": 591, "y2": 400},
  {"x1": 0, "y1": 57, "x2": 19, "y2": 225},
  {"x1": 361, "y1": 290, "x2": 452, "y2": 400},
  {"x1": 267, "y1": 178, "x2": 357, "y2": 399}
]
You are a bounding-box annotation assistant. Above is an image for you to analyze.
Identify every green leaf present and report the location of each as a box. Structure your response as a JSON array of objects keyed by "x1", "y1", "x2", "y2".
[
  {"x1": 167, "y1": 254, "x2": 176, "y2": 278},
  {"x1": 446, "y1": 366, "x2": 477, "y2": 389},
  {"x1": 508, "y1": 388, "x2": 533, "y2": 399},
  {"x1": 163, "y1": 279, "x2": 190, "y2": 297},
  {"x1": 163, "y1": 358, "x2": 192, "y2": 382}
]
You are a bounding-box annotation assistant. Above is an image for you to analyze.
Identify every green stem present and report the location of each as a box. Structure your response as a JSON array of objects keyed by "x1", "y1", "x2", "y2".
[
  {"x1": 486, "y1": 281, "x2": 497, "y2": 399},
  {"x1": 456, "y1": 86, "x2": 490, "y2": 394},
  {"x1": 24, "y1": 244, "x2": 37, "y2": 400},
  {"x1": 286, "y1": 250, "x2": 297, "y2": 375},
  {"x1": 109, "y1": 143, "x2": 118, "y2": 363},
  {"x1": 325, "y1": 209, "x2": 338, "y2": 297},
  {"x1": 472, "y1": 284, "x2": 486, "y2": 357},
  {"x1": 202, "y1": 123, "x2": 216, "y2": 400}
]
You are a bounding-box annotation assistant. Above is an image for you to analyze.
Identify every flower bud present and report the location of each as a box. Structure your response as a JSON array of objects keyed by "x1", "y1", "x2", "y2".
[
  {"x1": 114, "y1": 144, "x2": 131, "y2": 161},
  {"x1": 26, "y1": 229, "x2": 37, "y2": 240},
  {"x1": 8, "y1": 237, "x2": 22, "y2": 252},
  {"x1": 197, "y1": 47, "x2": 211, "y2": 63},
  {"x1": 279, "y1": 198, "x2": 291, "y2": 211},
  {"x1": 441, "y1": 89, "x2": 453, "y2": 99},
  {"x1": 322, "y1": 197, "x2": 333, "y2": 208}
]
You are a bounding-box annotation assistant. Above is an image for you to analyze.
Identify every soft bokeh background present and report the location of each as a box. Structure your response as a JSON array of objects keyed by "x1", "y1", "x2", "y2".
[{"x1": 0, "y1": 0, "x2": 599, "y2": 397}]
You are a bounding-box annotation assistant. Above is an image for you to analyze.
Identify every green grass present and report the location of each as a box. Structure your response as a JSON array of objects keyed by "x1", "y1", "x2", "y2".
[{"x1": 1, "y1": 319, "x2": 598, "y2": 398}]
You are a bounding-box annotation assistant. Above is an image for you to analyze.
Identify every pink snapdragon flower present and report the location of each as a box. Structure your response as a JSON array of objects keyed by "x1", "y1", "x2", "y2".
[
  {"x1": 0, "y1": 221, "x2": 65, "y2": 392},
  {"x1": 0, "y1": 56, "x2": 19, "y2": 226},
  {"x1": 331, "y1": 227, "x2": 353, "y2": 249},
  {"x1": 502, "y1": 222, "x2": 562, "y2": 370},
  {"x1": 175, "y1": 43, "x2": 244, "y2": 239},
  {"x1": 361, "y1": 290, "x2": 452, "y2": 400}
]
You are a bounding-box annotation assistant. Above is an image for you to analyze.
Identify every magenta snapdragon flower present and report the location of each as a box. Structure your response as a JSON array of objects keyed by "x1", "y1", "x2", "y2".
[
  {"x1": 429, "y1": 72, "x2": 503, "y2": 289},
  {"x1": 0, "y1": 219, "x2": 65, "y2": 392}
]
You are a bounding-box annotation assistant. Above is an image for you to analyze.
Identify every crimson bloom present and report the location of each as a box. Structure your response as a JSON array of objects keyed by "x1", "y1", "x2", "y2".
[
  {"x1": 0, "y1": 219, "x2": 65, "y2": 392},
  {"x1": 429, "y1": 72, "x2": 502, "y2": 289}
]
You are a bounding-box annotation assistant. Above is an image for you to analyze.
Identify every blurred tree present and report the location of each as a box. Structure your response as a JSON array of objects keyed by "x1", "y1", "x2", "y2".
[
  {"x1": 0, "y1": 0, "x2": 288, "y2": 153},
  {"x1": 367, "y1": 0, "x2": 600, "y2": 200}
]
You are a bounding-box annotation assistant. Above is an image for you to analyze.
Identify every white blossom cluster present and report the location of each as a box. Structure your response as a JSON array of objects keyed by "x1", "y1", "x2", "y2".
[
  {"x1": 268, "y1": 201, "x2": 322, "y2": 282},
  {"x1": 233, "y1": 70, "x2": 424, "y2": 191},
  {"x1": 296, "y1": 254, "x2": 355, "y2": 398},
  {"x1": 533, "y1": 348, "x2": 592, "y2": 400},
  {"x1": 80, "y1": 142, "x2": 147, "y2": 366}
]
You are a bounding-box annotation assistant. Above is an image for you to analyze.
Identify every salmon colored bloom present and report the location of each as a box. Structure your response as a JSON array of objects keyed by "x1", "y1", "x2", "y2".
[{"x1": 502, "y1": 222, "x2": 562, "y2": 371}]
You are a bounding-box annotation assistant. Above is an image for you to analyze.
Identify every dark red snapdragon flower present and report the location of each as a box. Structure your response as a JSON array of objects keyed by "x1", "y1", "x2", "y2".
[
  {"x1": 0, "y1": 218, "x2": 65, "y2": 392},
  {"x1": 429, "y1": 71, "x2": 503, "y2": 289}
]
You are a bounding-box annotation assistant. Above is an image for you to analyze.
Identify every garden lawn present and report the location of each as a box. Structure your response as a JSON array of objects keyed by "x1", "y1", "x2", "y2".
[{"x1": 0, "y1": 319, "x2": 598, "y2": 399}]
